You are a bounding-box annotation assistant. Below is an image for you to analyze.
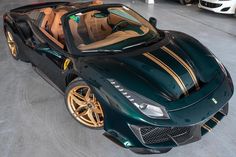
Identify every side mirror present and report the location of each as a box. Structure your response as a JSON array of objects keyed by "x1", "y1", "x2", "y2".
[{"x1": 149, "y1": 17, "x2": 157, "y2": 27}]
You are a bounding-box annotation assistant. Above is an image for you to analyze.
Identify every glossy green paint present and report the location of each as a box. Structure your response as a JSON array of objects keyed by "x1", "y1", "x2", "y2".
[
  {"x1": 5, "y1": 1, "x2": 234, "y2": 152},
  {"x1": 78, "y1": 31, "x2": 233, "y2": 150}
]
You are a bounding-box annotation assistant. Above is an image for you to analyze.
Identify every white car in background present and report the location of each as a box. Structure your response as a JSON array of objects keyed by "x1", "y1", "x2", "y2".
[{"x1": 198, "y1": 0, "x2": 236, "y2": 15}]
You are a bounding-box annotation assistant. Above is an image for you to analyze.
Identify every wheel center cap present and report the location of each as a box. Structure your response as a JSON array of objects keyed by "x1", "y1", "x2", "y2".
[{"x1": 88, "y1": 103, "x2": 93, "y2": 108}]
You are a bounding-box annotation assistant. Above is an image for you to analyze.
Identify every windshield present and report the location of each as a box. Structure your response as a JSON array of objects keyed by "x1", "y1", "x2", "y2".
[{"x1": 67, "y1": 5, "x2": 159, "y2": 52}]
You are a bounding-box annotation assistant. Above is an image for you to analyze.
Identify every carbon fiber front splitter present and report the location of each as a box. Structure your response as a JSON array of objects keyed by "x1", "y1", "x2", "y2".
[{"x1": 104, "y1": 103, "x2": 228, "y2": 154}]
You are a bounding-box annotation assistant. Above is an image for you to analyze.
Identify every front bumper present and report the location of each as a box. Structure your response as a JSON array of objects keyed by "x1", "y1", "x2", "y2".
[
  {"x1": 105, "y1": 104, "x2": 228, "y2": 154},
  {"x1": 103, "y1": 73, "x2": 233, "y2": 154},
  {"x1": 130, "y1": 104, "x2": 228, "y2": 147},
  {"x1": 198, "y1": 0, "x2": 236, "y2": 14}
]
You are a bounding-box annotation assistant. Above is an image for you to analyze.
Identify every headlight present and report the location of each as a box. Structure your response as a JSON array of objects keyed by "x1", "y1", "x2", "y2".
[{"x1": 108, "y1": 79, "x2": 170, "y2": 119}]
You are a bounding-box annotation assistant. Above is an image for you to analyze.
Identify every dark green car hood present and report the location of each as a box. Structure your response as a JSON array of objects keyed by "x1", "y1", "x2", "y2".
[{"x1": 82, "y1": 31, "x2": 225, "y2": 111}]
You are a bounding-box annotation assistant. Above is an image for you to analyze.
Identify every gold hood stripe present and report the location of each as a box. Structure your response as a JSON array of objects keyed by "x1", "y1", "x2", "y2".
[
  {"x1": 143, "y1": 52, "x2": 189, "y2": 96},
  {"x1": 161, "y1": 46, "x2": 200, "y2": 90}
]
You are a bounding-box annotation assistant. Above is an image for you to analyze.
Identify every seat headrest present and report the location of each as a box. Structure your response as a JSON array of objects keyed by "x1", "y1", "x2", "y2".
[
  {"x1": 51, "y1": 10, "x2": 68, "y2": 41},
  {"x1": 42, "y1": 8, "x2": 54, "y2": 14},
  {"x1": 39, "y1": 8, "x2": 55, "y2": 30}
]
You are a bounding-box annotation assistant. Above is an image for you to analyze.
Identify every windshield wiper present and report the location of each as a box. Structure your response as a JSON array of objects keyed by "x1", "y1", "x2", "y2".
[
  {"x1": 81, "y1": 35, "x2": 161, "y2": 54},
  {"x1": 123, "y1": 35, "x2": 160, "y2": 50},
  {"x1": 145, "y1": 35, "x2": 161, "y2": 45},
  {"x1": 81, "y1": 49, "x2": 123, "y2": 54}
]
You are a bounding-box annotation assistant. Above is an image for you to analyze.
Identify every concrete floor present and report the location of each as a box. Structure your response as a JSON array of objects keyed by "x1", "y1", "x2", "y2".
[{"x1": 0, "y1": 0, "x2": 236, "y2": 157}]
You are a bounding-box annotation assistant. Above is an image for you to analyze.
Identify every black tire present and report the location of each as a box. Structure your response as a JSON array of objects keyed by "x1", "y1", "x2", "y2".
[
  {"x1": 4, "y1": 25, "x2": 29, "y2": 62},
  {"x1": 180, "y1": 0, "x2": 193, "y2": 5},
  {"x1": 65, "y1": 78, "x2": 104, "y2": 129},
  {"x1": 5, "y1": 26, "x2": 20, "y2": 60}
]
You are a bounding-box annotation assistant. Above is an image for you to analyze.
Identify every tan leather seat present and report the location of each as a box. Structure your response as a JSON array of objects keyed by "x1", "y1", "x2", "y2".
[
  {"x1": 39, "y1": 8, "x2": 55, "y2": 32},
  {"x1": 107, "y1": 13, "x2": 123, "y2": 26},
  {"x1": 84, "y1": 11, "x2": 112, "y2": 42},
  {"x1": 38, "y1": 8, "x2": 66, "y2": 49},
  {"x1": 79, "y1": 30, "x2": 138, "y2": 51},
  {"x1": 39, "y1": 28, "x2": 64, "y2": 49},
  {"x1": 69, "y1": 19, "x2": 84, "y2": 46},
  {"x1": 89, "y1": 0, "x2": 103, "y2": 6},
  {"x1": 51, "y1": 10, "x2": 68, "y2": 44},
  {"x1": 76, "y1": 15, "x2": 91, "y2": 44},
  {"x1": 78, "y1": 26, "x2": 149, "y2": 51}
]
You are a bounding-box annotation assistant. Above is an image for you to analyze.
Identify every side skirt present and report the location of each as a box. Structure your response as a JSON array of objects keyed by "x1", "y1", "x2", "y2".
[{"x1": 33, "y1": 66, "x2": 64, "y2": 95}]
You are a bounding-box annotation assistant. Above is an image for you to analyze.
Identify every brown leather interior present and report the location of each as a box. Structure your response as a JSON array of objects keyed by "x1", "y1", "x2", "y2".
[
  {"x1": 89, "y1": 0, "x2": 104, "y2": 6},
  {"x1": 75, "y1": 15, "x2": 90, "y2": 44},
  {"x1": 38, "y1": 7, "x2": 151, "y2": 51},
  {"x1": 40, "y1": 8, "x2": 55, "y2": 32},
  {"x1": 51, "y1": 10, "x2": 68, "y2": 44},
  {"x1": 39, "y1": 8, "x2": 67, "y2": 49},
  {"x1": 39, "y1": 28, "x2": 64, "y2": 49},
  {"x1": 78, "y1": 26, "x2": 149, "y2": 51},
  {"x1": 84, "y1": 11, "x2": 112, "y2": 42},
  {"x1": 107, "y1": 13, "x2": 123, "y2": 25},
  {"x1": 69, "y1": 20, "x2": 84, "y2": 46},
  {"x1": 77, "y1": 9, "x2": 150, "y2": 51}
]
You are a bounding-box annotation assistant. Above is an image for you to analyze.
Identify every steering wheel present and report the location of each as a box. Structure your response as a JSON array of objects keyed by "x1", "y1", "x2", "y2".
[{"x1": 112, "y1": 21, "x2": 130, "y2": 33}]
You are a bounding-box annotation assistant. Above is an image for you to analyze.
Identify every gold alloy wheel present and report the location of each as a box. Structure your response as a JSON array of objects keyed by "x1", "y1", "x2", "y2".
[
  {"x1": 67, "y1": 85, "x2": 104, "y2": 128},
  {"x1": 6, "y1": 31, "x2": 17, "y2": 57}
]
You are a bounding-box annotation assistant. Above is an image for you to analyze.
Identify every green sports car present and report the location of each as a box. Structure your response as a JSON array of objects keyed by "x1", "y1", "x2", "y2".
[{"x1": 3, "y1": 1, "x2": 234, "y2": 154}]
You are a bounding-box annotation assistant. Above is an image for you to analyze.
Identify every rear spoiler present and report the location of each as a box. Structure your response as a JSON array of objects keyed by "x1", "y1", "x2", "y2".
[{"x1": 10, "y1": 1, "x2": 70, "y2": 13}]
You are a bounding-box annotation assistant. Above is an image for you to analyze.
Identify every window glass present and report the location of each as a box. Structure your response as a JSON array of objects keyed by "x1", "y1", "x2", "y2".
[{"x1": 68, "y1": 6, "x2": 159, "y2": 52}]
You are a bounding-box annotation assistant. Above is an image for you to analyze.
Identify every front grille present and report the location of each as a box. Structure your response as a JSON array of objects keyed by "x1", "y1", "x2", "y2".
[
  {"x1": 200, "y1": 0, "x2": 222, "y2": 8},
  {"x1": 201, "y1": 108, "x2": 227, "y2": 135},
  {"x1": 140, "y1": 127, "x2": 191, "y2": 145},
  {"x1": 130, "y1": 104, "x2": 228, "y2": 146}
]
